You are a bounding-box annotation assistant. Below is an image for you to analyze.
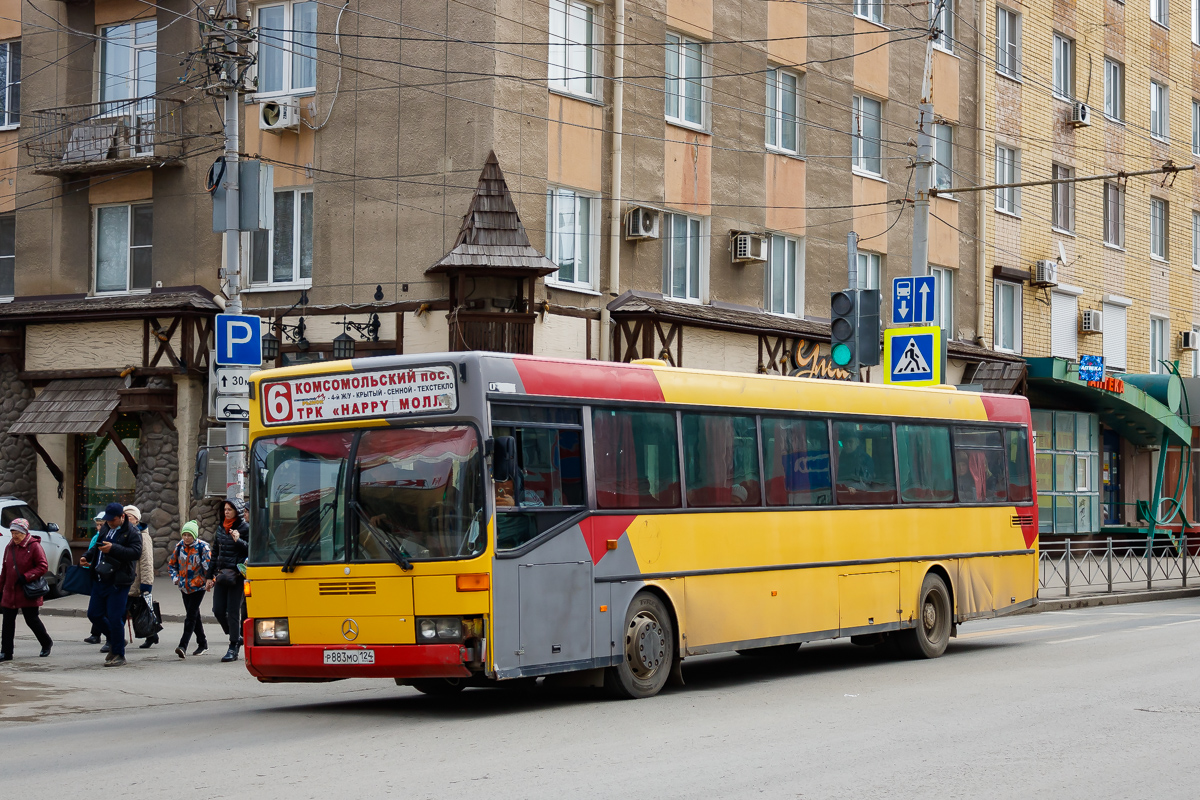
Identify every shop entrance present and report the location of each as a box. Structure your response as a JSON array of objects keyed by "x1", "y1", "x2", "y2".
[{"x1": 1102, "y1": 429, "x2": 1122, "y2": 525}]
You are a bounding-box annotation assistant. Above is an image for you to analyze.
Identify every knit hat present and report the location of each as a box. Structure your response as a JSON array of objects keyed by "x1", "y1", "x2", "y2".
[
  {"x1": 181, "y1": 520, "x2": 200, "y2": 540},
  {"x1": 123, "y1": 505, "x2": 142, "y2": 522},
  {"x1": 9, "y1": 518, "x2": 29, "y2": 535}
]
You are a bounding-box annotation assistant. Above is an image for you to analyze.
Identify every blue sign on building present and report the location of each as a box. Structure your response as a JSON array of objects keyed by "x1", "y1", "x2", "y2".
[
  {"x1": 1078, "y1": 355, "x2": 1105, "y2": 383},
  {"x1": 892, "y1": 275, "x2": 936, "y2": 325},
  {"x1": 214, "y1": 313, "x2": 262, "y2": 367}
]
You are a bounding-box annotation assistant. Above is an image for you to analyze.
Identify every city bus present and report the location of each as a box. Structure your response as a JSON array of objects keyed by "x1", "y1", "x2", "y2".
[{"x1": 239, "y1": 352, "x2": 1038, "y2": 699}]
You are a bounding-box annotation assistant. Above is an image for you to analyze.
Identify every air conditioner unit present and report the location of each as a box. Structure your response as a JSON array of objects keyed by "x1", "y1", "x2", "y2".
[
  {"x1": 732, "y1": 233, "x2": 767, "y2": 263},
  {"x1": 1080, "y1": 309, "x2": 1103, "y2": 333},
  {"x1": 1182, "y1": 330, "x2": 1200, "y2": 351},
  {"x1": 1032, "y1": 260, "x2": 1059, "y2": 287},
  {"x1": 625, "y1": 207, "x2": 660, "y2": 240},
  {"x1": 1070, "y1": 102, "x2": 1092, "y2": 127},
  {"x1": 259, "y1": 98, "x2": 299, "y2": 132}
]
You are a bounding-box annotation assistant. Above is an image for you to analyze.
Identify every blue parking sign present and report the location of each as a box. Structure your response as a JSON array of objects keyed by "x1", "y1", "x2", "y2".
[
  {"x1": 215, "y1": 313, "x2": 262, "y2": 366},
  {"x1": 884, "y1": 327, "x2": 942, "y2": 386}
]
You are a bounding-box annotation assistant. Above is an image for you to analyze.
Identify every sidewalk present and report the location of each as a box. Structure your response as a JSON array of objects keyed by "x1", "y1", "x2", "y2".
[{"x1": 42, "y1": 586, "x2": 219, "y2": 625}]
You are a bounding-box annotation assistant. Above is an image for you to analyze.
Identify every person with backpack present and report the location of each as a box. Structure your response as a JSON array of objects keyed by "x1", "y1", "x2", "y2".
[
  {"x1": 80, "y1": 502, "x2": 143, "y2": 667},
  {"x1": 0, "y1": 518, "x2": 53, "y2": 661},
  {"x1": 205, "y1": 499, "x2": 249, "y2": 663},
  {"x1": 124, "y1": 505, "x2": 159, "y2": 650},
  {"x1": 168, "y1": 520, "x2": 211, "y2": 659}
]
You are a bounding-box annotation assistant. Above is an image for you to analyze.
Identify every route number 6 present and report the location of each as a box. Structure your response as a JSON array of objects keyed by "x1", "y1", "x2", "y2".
[{"x1": 265, "y1": 383, "x2": 292, "y2": 423}]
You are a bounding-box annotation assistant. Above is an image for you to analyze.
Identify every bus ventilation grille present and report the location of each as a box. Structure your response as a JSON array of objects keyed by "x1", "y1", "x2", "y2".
[
  {"x1": 317, "y1": 581, "x2": 377, "y2": 596},
  {"x1": 1010, "y1": 514, "x2": 1034, "y2": 527}
]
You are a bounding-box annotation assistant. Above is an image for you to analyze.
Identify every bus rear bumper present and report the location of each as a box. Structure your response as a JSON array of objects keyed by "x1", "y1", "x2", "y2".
[{"x1": 244, "y1": 636, "x2": 473, "y2": 682}]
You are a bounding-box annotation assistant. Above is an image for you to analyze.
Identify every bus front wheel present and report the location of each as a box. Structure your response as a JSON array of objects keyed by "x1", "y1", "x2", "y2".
[
  {"x1": 605, "y1": 593, "x2": 674, "y2": 700},
  {"x1": 899, "y1": 572, "x2": 952, "y2": 659}
]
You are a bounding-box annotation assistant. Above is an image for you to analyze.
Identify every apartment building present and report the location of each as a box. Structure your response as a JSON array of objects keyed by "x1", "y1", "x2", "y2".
[
  {"x1": 979, "y1": 0, "x2": 1199, "y2": 537},
  {"x1": 0, "y1": 0, "x2": 1011, "y2": 562}
]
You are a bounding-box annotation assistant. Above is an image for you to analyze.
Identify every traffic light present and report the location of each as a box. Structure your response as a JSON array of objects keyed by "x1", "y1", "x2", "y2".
[{"x1": 829, "y1": 288, "x2": 882, "y2": 371}]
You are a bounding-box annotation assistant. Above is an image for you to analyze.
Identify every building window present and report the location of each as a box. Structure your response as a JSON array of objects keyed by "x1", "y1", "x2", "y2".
[
  {"x1": 1103, "y1": 302, "x2": 1127, "y2": 371},
  {"x1": 765, "y1": 234, "x2": 802, "y2": 316},
  {"x1": 994, "y1": 280, "x2": 1021, "y2": 353},
  {"x1": 1104, "y1": 59, "x2": 1124, "y2": 121},
  {"x1": 1051, "y1": 164, "x2": 1074, "y2": 232},
  {"x1": 256, "y1": 1, "x2": 317, "y2": 95},
  {"x1": 663, "y1": 212, "x2": 704, "y2": 300},
  {"x1": 1150, "y1": 198, "x2": 1168, "y2": 260},
  {"x1": 1103, "y1": 182, "x2": 1124, "y2": 247},
  {"x1": 995, "y1": 145, "x2": 1019, "y2": 214},
  {"x1": 0, "y1": 213, "x2": 12, "y2": 298},
  {"x1": 766, "y1": 68, "x2": 800, "y2": 154},
  {"x1": 1152, "y1": 0, "x2": 1168, "y2": 27},
  {"x1": 548, "y1": 0, "x2": 597, "y2": 98},
  {"x1": 852, "y1": 95, "x2": 882, "y2": 176},
  {"x1": 0, "y1": 41, "x2": 19, "y2": 128},
  {"x1": 1150, "y1": 316, "x2": 1169, "y2": 373},
  {"x1": 100, "y1": 20, "x2": 155, "y2": 105},
  {"x1": 545, "y1": 187, "x2": 597, "y2": 289},
  {"x1": 855, "y1": 0, "x2": 882, "y2": 25},
  {"x1": 996, "y1": 8, "x2": 1021, "y2": 78},
  {"x1": 94, "y1": 204, "x2": 151, "y2": 295},
  {"x1": 251, "y1": 189, "x2": 313, "y2": 286},
  {"x1": 1032, "y1": 410, "x2": 1099, "y2": 535},
  {"x1": 930, "y1": 265, "x2": 954, "y2": 334},
  {"x1": 1195, "y1": 0, "x2": 1200, "y2": 44},
  {"x1": 1193, "y1": 100, "x2": 1200, "y2": 156},
  {"x1": 932, "y1": 0, "x2": 953, "y2": 50},
  {"x1": 1052, "y1": 34, "x2": 1074, "y2": 99},
  {"x1": 1194, "y1": 210, "x2": 1200, "y2": 269},
  {"x1": 1194, "y1": 326, "x2": 1200, "y2": 377},
  {"x1": 933, "y1": 124, "x2": 953, "y2": 191},
  {"x1": 856, "y1": 251, "x2": 881, "y2": 290},
  {"x1": 665, "y1": 33, "x2": 705, "y2": 128},
  {"x1": 75, "y1": 415, "x2": 140, "y2": 541},
  {"x1": 1151, "y1": 81, "x2": 1169, "y2": 140},
  {"x1": 1051, "y1": 291, "x2": 1077, "y2": 360}
]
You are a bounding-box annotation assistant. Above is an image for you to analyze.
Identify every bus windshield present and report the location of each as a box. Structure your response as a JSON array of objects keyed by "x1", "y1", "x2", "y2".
[{"x1": 249, "y1": 425, "x2": 486, "y2": 566}]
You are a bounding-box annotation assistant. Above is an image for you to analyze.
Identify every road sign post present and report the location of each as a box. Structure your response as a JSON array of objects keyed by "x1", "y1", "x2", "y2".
[{"x1": 884, "y1": 326, "x2": 944, "y2": 386}]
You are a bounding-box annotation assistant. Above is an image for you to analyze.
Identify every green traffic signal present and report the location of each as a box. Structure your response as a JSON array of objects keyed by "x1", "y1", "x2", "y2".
[{"x1": 831, "y1": 342, "x2": 852, "y2": 366}]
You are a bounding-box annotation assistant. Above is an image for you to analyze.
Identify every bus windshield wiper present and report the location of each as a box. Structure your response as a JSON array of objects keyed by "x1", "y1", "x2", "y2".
[
  {"x1": 281, "y1": 502, "x2": 335, "y2": 573},
  {"x1": 349, "y1": 500, "x2": 413, "y2": 571}
]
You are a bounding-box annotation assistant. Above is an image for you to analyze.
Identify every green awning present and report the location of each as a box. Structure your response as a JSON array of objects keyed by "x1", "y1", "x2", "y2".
[{"x1": 1024, "y1": 358, "x2": 1192, "y2": 446}]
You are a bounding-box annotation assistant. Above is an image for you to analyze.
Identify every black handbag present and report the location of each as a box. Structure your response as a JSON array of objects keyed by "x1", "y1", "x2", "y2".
[
  {"x1": 215, "y1": 568, "x2": 240, "y2": 587},
  {"x1": 128, "y1": 595, "x2": 163, "y2": 639},
  {"x1": 21, "y1": 575, "x2": 50, "y2": 599}
]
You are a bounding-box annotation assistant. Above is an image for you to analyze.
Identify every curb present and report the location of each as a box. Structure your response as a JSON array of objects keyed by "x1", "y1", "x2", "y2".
[
  {"x1": 41, "y1": 606, "x2": 217, "y2": 626},
  {"x1": 1019, "y1": 586, "x2": 1200, "y2": 613}
]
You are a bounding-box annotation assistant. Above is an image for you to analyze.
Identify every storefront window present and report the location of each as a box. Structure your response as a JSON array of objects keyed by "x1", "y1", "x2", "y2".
[
  {"x1": 73, "y1": 414, "x2": 140, "y2": 541},
  {"x1": 1033, "y1": 410, "x2": 1100, "y2": 535}
]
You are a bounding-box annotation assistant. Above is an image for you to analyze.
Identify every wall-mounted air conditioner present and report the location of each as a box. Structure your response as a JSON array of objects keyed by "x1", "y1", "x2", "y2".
[
  {"x1": 1080, "y1": 309, "x2": 1103, "y2": 333},
  {"x1": 1182, "y1": 330, "x2": 1200, "y2": 351},
  {"x1": 259, "y1": 98, "x2": 299, "y2": 132},
  {"x1": 625, "y1": 207, "x2": 660, "y2": 240},
  {"x1": 1032, "y1": 260, "x2": 1059, "y2": 287},
  {"x1": 1071, "y1": 102, "x2": 1092, "y2": 127},
  {"x1": 731, "y1": 233, "x2": 767, "y2": 263}
]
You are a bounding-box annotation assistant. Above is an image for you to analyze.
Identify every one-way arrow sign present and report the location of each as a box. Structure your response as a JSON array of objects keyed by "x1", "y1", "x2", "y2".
[{"x1": 892, "y1": 275, "x2": 937, "y2": 326}]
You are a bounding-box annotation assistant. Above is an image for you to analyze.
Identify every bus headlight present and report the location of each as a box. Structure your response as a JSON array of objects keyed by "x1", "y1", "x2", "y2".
[
  {"x1": 416, "y1": 617, "x2": 464, "y2": 642},
  {"x1": 255, "y1": 618, "x2": 290, "y2": 645}
]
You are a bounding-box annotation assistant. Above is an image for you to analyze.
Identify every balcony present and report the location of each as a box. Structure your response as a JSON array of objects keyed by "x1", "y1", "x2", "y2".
[
  {"x1": 448, "y1": 311, "x2": 535, "y2": 354},
  {"x1": 25, "y1": 96, "x2": 186, "y2": 176}
]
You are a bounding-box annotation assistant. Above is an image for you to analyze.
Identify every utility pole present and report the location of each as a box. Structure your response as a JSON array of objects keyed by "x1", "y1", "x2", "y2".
[{"x1": 910, "y1": 3, "x2": 937, "y2": 282}]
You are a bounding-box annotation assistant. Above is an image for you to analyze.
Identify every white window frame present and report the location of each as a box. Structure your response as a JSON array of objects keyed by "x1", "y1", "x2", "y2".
[
  {"x1": 249, "y1": 187, "x2": 313, "y2": 288},
  {"x1": 1152, "y1": 0, "x2": 1169, "y2": 28},
  {"x1": 664, "y1": 32, "x2": 707, "y2": 130},
  {"x1": 933, "y1": 123, "x2": 953, "y2": 193},
  {"x1": 1150, "y1": 315, "x2": 1169, "y2": 373},
  {"x1": 930, "y1": 265, "x2": 954, "y2": 334},
  {"x1": 548, "y1": 0, "x2": 599, "y2": 99},
  {"x1": 852, "y1": 95, "x2": 883, "y2": 177},
  {"x1": 1151, "y1": 80, "x2": 1169, "y2": 141},
  {"x1": 1193, "y1": 210, "x2": 1200, "y2": 270},
  {"x1": 662, "y1": 212, "x2": 707, "y2": 302},
  {"x1": 856, "y1": 251, "x2": 881, "y2": 290},
  {"x1": 93, "y1": 202, "x2": 152, "y2": 296},
  {"x1": 932, "y1": 0, "x2": 953, "y2": 51},
  {"x1": 1051, "y1": 163, "x2": 1074, "y2": 232},
  {"x1": 994, "y1": 145, "x2": 1020, "y2": 215},
  {"x1": 765, "y1": 234, "x2": 803, "y2": 316},
  {"x1": 855, "y1": 0, "x2": 883, "y2": 25},
  {"x1": 1104, "y1": 59, "x2": 1124, "y2": 122},
  {"x1": 545, "y1": 186, "x2": 599, "y2": 291},
  {"x1": 765, "y1": 68, "x2": 801, "y2": 155},
  {"x1": 1192, "y1": 99, "x2": 1200, "y2": 156},
  {"x1": 1052, "y1": 34, "x2": 1074, "y2": 100},
  {"x1": 1103, "y1": 301, "x2": 1128, "y2": 372},
  {"x1": 1194, "y1": 0, "x2": 1200, "y2": 45},
  {"x1": 98, "y1": 20, "x2": 156, "y2": 106},
  {"x1": 994, "y1": 280, "x2": 1022, "y2": 353},
  {"x1": 1150, "y1": 198, "x2": 1169, "y2": 260},
  {"x1": 1193, "y1": 325, "x2": 1200, "y2": 377},
  {"x1": 254, "y1": 0, "x2": 317, "y2": 97},
  {"x1": 996, "y1": 7, "x2": 1021, "y2": 79},
  {"x1": 1103, "y1": 182, "x2": 1125, "y2": 248},
  {"x1": 0, "y1": 40, "x2": 19, "y2": 129},
  {"x1": 1050, "y1": 290, "x2": 1078, "y2": 360}
]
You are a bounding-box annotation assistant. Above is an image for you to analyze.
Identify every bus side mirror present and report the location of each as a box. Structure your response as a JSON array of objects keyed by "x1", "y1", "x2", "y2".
[
  {"x1": 492, "y1": 436, "x2": 517, "y2": 484},
  {"x1": 192, "y1": 449, "x2": 209, "y2": 502}
]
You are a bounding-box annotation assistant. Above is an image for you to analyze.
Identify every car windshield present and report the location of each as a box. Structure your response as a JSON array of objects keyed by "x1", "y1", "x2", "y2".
[{"x1": 249, "y1": 425, "x2": 485, "y2": 565}]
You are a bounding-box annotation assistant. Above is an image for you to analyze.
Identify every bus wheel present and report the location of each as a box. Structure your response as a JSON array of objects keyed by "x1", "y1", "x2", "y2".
[
  {"x1": 410, "y1": 678, "x2": 467, "y2": 696},
  {"x1": 605, "y1": 593, "x2": 674, "y2": 699},
  {"x1": 899, "y1": 572, "x2": 952, "y2": 659}
]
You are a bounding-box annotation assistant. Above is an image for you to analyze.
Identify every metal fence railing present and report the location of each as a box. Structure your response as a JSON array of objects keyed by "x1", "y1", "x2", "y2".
[{"x1": 1039, "y1": 536, "x2": 1200, "y2": 597}]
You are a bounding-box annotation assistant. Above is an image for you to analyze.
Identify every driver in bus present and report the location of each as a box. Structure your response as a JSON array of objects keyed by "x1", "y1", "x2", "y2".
[{"x1": 837, "y1": 436, "x2": 875, "y2": 493}]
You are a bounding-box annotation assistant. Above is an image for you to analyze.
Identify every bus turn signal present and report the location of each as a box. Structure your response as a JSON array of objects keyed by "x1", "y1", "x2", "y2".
[{"x1": 456, "y1": 574, "x2": 490, "y2": 592}]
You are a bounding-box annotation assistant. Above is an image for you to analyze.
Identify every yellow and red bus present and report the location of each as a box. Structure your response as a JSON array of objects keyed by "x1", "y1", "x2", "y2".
[{"x1": 240, "y1": 353, "x2": 1038, "y2": 698}]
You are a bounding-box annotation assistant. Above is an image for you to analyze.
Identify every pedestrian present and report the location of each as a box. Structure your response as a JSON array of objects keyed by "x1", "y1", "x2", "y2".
[
  {"x1": 83, "y1": 510, "x2": 107, "y2": 646},
  {"x1": 80, "y1": 502, "x2": 143, "y2": 667},
  {"x1": 0, "y1": 518, "x2": 53, "y2": 661},
  {"x1": 123, "y1": 505, "x2": 159, "y2": 649},
  {"x1": 206, "y1": 499, "x2": 249, "y2": 663},
  {"x1": 168, "y1": 520, "x2": 211, "y2": 659}
]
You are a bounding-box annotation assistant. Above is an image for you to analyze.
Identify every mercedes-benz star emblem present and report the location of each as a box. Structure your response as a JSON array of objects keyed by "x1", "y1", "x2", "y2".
[{"x1": 341, "y1": 619, "x2": 359, "y2": 641}]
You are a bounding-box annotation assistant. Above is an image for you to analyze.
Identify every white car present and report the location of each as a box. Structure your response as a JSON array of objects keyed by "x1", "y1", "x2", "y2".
[{"x1": 0, "y1": 497, "x2": 73, "y2": 597}]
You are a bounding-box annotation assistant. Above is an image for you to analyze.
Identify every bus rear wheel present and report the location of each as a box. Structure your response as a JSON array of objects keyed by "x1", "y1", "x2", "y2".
[
  {"x1": 410, "y1": 678, "x2": 467, "y2": 696},
  {"x1": 899, "y1": 572, "x2": 952, "y2": 659},
  {"x1": 605, "y1": 593, "x2": 674, "y2": 700}
]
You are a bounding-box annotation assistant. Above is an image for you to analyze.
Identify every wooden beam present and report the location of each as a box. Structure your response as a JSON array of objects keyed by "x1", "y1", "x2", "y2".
[
  {"x1": 27, "y1": 436, "x2": 64, "y2": 485},
  {"x1": 101, "y1": 416, "x2": 138, "y2": 476},
  {"x1": 19, "y1": 367, "x2": 178, "y2": 382}
]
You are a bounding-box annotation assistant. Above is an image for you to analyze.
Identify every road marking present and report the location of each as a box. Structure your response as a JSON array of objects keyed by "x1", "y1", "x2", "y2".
[
  {"x1": 1133, "y1": 618, "x2": 1200, "y2": 631},
  {"x1": 956, "y1": 624, "x2": 1058, "y2": 640},
  {"x1": 1046, "y1": 634, "x2": 1099, "y2": 644}
]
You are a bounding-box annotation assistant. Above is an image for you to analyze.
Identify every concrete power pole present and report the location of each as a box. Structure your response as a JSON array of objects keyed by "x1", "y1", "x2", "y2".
[
  {"x1": 222, "y1": 0, "x2": 245, "y2": 501},
  {"x1": 910, "y1": 4, "x2": 938, "y2": 283}
]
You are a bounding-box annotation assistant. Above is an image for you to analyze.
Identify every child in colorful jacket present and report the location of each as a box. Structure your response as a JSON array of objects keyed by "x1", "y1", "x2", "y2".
[{"x1": 167, "y1": 521, "x2": 211, "y2": 659}]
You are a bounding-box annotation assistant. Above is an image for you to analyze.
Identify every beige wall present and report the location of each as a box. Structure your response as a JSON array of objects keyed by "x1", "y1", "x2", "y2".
[{"x1": 26, "y1": 321, "x2": 143, "y2": 371}]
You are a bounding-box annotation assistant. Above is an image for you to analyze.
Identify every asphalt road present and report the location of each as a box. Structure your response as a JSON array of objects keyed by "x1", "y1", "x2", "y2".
[{"x1": 2, "y1": 599, "x2": 1199, "y2": 799}]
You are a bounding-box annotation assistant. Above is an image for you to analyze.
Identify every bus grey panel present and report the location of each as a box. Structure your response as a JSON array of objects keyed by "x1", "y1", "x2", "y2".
[
  {"x1": 490, "y1": 556, "x2": 521, "y2": 675},
  {"x1": 480, "y1": 356, "x2": 526, "y2": 397},
  {"x1": 518, "y1": 561, "x2": 592, "y2": 668},
  {"x1": 594, "y1": 582, "x2": 613, "y2": 661}
]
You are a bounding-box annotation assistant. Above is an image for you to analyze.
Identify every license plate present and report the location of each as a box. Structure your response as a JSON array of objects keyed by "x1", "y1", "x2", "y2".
[{"x1": 323, "y1": 649, "x2": 375, "y2": 665}]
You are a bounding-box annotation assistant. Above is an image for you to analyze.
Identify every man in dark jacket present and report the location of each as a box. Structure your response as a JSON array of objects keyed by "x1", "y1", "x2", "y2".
[
  {"x1": 80, "y1": 502, "x2": 143, "y2": 667},
  {"x1": 206, "y1": 499, "x2": 250, "y2": 662}
]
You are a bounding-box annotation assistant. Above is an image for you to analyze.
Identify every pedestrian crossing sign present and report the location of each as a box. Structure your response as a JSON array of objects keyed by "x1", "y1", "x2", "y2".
[{"x1": 884, "y1": 326, "x2": 942, "y2": 386}]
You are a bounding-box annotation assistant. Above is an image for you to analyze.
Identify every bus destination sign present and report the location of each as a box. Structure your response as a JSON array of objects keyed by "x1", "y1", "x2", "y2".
[{"x1": 261, "y1": 365, "x2": 458, "y2": 426}]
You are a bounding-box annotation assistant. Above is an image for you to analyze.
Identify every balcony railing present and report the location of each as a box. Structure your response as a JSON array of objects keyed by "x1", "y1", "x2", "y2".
[
  {"x1": 25, "y1": 96, "x2": 187, "y2": 176},
  {"x1": 448, "y1": 311, "x2": 535, "y2": 354}
]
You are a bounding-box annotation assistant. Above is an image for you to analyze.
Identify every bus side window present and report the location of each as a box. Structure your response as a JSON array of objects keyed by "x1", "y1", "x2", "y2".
[
  {"x1": 953, "y1": 428, "x2": 1007, "y2": 503},
  {"x1": 682, "y1": 414, "x2": 760, "y2": 507},
  {"x1": 493, "y1": 422, "x2": 585, "y2": 551},
  {"x1": 1006, "y1": 428, "x2": 1033, "y2": 502},
  {"x1": 592, "y1": 408, "x2": 681, "y2": 509},
  {"x1": 896, "y1": 425, "x2": 954, "y2": 503},
  {"x1": 762, "y1": 417, "x2": 832, "y2": 506},
  {"x1": 833, "y1": 422, "x2": 897, "y2": 505}
]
